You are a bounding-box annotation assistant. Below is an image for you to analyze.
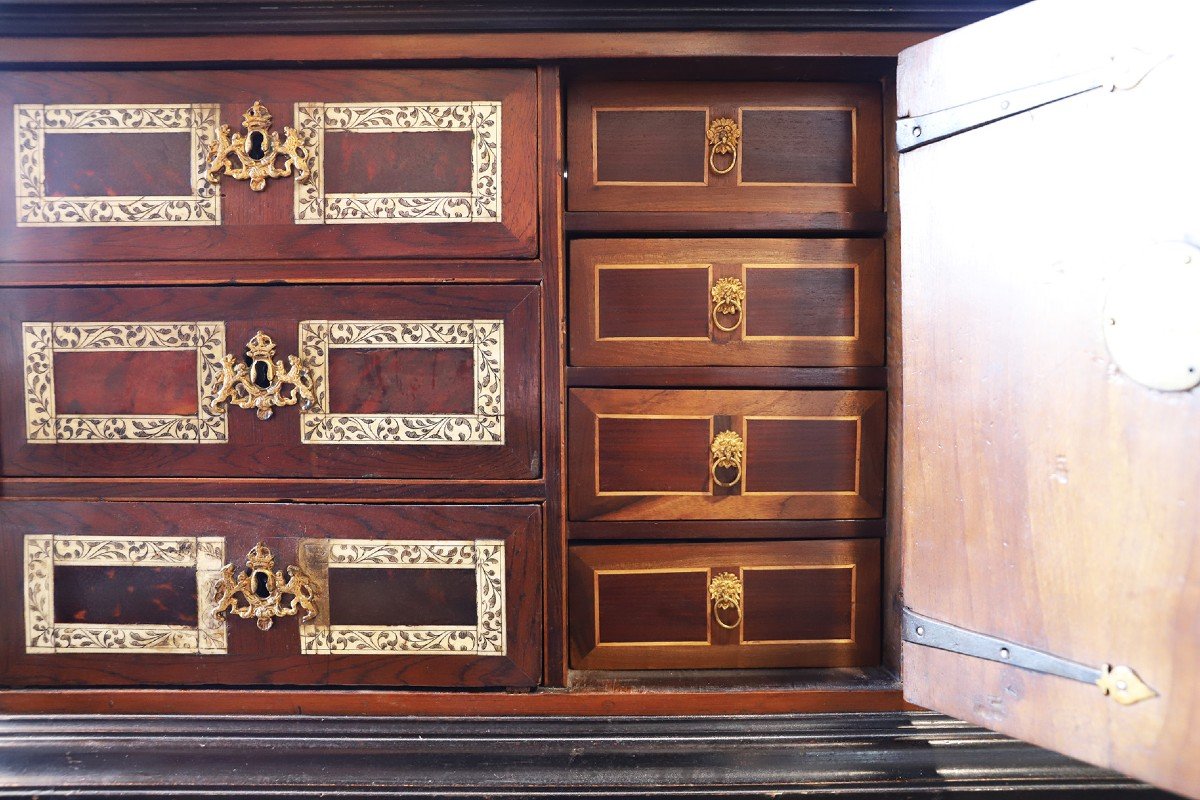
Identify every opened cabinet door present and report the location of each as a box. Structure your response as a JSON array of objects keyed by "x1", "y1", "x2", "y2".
[{"x1": 898, "y1": 1, "x2": 1200, "y2": 797}]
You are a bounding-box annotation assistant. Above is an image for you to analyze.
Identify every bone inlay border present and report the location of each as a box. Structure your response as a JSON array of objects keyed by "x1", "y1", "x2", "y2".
[
  {"x1": 299, "y1": 539, "x2": 506, "y2": 656},
  {"x1": 14, "y1": 103, "x2": 221, "y2": 227},
  {"x1": 293, "y1": 101, "x2": 502, "y2": 224},
  {"x1": 23, "y1": 321, "x2": 227, "y2": 444},
  {"x1": 24, "y1": 534, "x2": 227, "y2": 654},
  {"x1": 298, "y1": 320, "x2": 504, "y2": 445}
]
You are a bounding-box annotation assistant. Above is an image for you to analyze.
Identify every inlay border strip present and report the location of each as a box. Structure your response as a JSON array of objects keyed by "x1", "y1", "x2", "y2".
[
  {"x1": 24, "y1": 534, "x2": 227, "y2": 654},
  {"x1": 13, "y1": 103, "x2": 221, "y2": 227},
  {"x1": 298, "y1": 538, "x2": 507, "y2": 656},
  {"x1": 298, "y1": 319, "x2": 505, "y2": 445}
]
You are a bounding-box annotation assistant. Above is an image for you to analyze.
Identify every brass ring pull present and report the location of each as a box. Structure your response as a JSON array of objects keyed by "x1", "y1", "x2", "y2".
[
  {"x1": 211, "y1": 543, "x2": 319, "y2": 631},
  {"x1": 206, "y1": 102, "x2": 310, "y2": 192},
  {"x1": 706, "y1": 117, "x2": 741, "y2": 176},
  {"x1": 710, "y1": 429, "x2": 745, "y2": 488},
  {"x1": 207, "y1": 331, "x2": 316, "y2": 421},
  {"x1": 711, "y1": 277, "x2": 746, "y2": 333},
  {"x1": 709, "y1": 572, "x2": 743, "y2": 629}
]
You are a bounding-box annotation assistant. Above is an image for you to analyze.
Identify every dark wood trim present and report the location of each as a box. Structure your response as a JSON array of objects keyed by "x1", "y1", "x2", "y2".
[
  {"x1": 565, "y1": 210, "x2": 887, "y2": 235},
  {"x1": 569, "y1": 518, "x2": 884, "y2": 541},
  {"x1": 0, "y1": 479, "x2": 547, "y2": 503},
  {"x1": 566, "y1": 366, "x2": 887, "y2": 389},
  {"x1": 0, "y1": 3, "x2": 1022, "y2": 38},
  {"x1": 0, "y1": 712, "x2": 1160, "y2": 797}
]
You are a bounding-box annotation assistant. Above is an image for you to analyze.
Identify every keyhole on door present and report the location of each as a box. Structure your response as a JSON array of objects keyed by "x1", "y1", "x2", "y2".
[
  {"x1": 250, "y1": 569, "x2": 271, "y2": 599},
  {"x1": 247, "y1": 130, "x2": 266, "y2": 160},
  {"x1": 250, "y1": 359, "x2": 271, "y2": 389}
]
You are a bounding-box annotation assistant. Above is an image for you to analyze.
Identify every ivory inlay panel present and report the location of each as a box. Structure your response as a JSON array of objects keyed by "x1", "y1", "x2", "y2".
[
  {"x1": 24, "y1": 534, "x2": 227, "y2": 654},
  {"x1": 22, "y1": 321, "x2": 227, "y2": 443},
  {"x1": 298, "y1": 320, "x2": 504, "y2": 445},
  {"x1": 299, "y1": 539, "x2": 506, "y2": 656},
  {"x1": 14, "y1": 103, "x2": 221, "y2": 226},
  {"x1": 293, "y1": 102, "x2": 502, "y2": 224}
]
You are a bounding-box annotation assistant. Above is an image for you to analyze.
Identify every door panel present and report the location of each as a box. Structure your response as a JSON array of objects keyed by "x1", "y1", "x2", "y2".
[
  {"x1": 898, "y1": 2, "x2": 1200, "y2": 797},
  {"x1": 1, "y1": 501, "x2": 541, "y2": 687}
]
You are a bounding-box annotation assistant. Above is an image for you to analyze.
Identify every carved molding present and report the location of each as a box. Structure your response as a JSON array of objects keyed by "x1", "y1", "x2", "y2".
[
  {"x1": 293, "y1": 102, "x2": 501, "y2": 224},
  {"x1": 22, "y1": 321, "x2": 227, "y2": 444},
  {"x1": 14, "y1": 103, "x2": 221, "y2": 227},
  {"x1": 24, "y1": 534, "x2": 227, "y2": 655},
  {"x1": 298, "y1": 319, "x2": 504, "y2": 445},
  {"x1": 299, "y1": 538, "x2": 506, "y2": 656}
]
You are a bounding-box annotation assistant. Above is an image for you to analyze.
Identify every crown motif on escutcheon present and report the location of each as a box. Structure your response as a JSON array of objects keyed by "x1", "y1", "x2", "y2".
[
  {"x1": 245, "y1": 331, "x2": 277, "y2": 362},
  {"x1": 245, "y1": 542, "x2": 276, "y2": 572},
  {"x1": 241, "y1": 101, "x2": 274, "y2": 132}
]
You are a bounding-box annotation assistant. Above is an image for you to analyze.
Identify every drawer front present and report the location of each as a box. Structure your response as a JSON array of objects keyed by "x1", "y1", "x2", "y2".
[
  {"x1": 0, "y1": 69, "x2": 536, "y2": 261},
  {"x1": 1, "y1": 285, "x2": 540, "y2": 479},
  {"x1": 569, "y1": 540, "x2": 880, "y2": 669},
  {"x1": 568, "y1": 389, "x2": 884, "y2": 520},
  {"x1": 570, "y1": 238, "x2": 884, "y2": 366},
  {"x1": 567, "y1": 81, "x2": 881, "y2": 213},
  {"x1": 0, "y1": 501, "x2": 541, "y2": 687}
]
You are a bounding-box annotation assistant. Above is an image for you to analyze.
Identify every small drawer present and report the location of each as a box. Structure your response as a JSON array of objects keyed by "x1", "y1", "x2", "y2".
[
  {"x1": 567, "y1": 81, "x2": 881, "y2": 213},
  {"x1": 570, "y1": 238, "x2": 884, "y2": 367},
  {"x1": 0, "y1": 284, "x2": 540, "y2": 479},
  {"x1": 0, "y1": 501, "x2": 541, "y2": 688},
  {"x1": 568, "y1": 389, "x2": 884, "y2": 520},
  {"x1": 0, "y1": 69, "x2": 536, "y2": 262},
  {"x1": 569, "y1": 539, "x2": 880, "y2": 670}
]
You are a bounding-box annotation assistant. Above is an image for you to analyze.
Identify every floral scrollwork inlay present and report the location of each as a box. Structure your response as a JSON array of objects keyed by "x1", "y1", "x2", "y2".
[
  {"x1": 14, "y1": 103, "x2": 221, "y2": 227},
  {"x1": 299, "y1": 319, "x2": 504, "y2": 445}
]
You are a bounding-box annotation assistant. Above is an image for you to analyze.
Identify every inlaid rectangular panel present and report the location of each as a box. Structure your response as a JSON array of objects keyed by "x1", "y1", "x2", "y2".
[
  {"x1": 570, "y1": 239, "x2": 884, "y2": 366},
  {"x1": 0, "y1": 285, "x2": 539, "y2": 479},
  {"x1": 568, "y1": 389, "x2": 885, "y2": 520},
  {"x1": 0, "y1": 69, "x2": 536, "y2": 261},
  {"x1": 567, "y1": 82, "x2": 881, "y2": 213},
  {"x1": 569, "y1": 539, "x2": 880, "y2": 669},
  {"x1": 0, "y1": 502, "x2": 541, "y2": 688}
]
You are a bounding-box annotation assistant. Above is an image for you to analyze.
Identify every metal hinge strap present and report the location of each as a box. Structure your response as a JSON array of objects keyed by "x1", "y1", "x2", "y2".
[
  {"x1": 902, "y1": 609, "x2": 1156, "y2": 706},
  {"x1": 896, "y1": 49, "x2": 1167, "y2": 152}
]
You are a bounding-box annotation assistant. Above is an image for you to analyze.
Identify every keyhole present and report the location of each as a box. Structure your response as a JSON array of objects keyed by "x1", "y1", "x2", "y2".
[
  {"x1": 251, "y1": 569, "x2": 271, "y2": 599},
  {"x1": 247, "y1": 130, "x2": 266, "y2": 160},
  {"x1": 250, "y1": 360, "x2": 271, "y2": 389}
]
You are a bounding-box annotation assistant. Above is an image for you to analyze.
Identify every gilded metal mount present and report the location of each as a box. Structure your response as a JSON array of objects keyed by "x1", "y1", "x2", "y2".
[
  {"x1": 211, "y1": 543, "x2": 319, "y2": 632},
  {"x1": 706, "y1": 117, "x2": 741, "y2": 176},
  {"x1": 711, "y1": 277, "x2": 746, "y2": 332},
  {"x1": 206, "y1": 331, "x2": 316, "y2": 421},
  {"x1": 206, "y1": 102, "x2": 310, "y2": 191},
  {"x1": 708, "y1": 572, "x2": 743, "y2": 630},
  {"x1": 710, "y1": 429, "x2": 745, "y2": 489}
]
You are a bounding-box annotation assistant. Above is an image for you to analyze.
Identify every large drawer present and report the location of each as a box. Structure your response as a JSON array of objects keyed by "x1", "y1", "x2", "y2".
[
  {"x1": 570, "y1": 238, "x2": 884, "y2": 367},
  {"x1": 0, "y1": 69, "x2": 536, "y2": 262},
  {"x1": 0, "y1": 501, "x2": 541, "y2": 687},
  {"x1": 569, "y1": 539, "x2": 880, "y2": 670},
  {"x1": 0, "y1": 285, "x2": 540, "y2": 479},
  {"x1": 568, "y1": 389, "x2": 884, "y2": 520},
  {"x1": 567, "y1": 81, "x2": 881, "y2": 213}
]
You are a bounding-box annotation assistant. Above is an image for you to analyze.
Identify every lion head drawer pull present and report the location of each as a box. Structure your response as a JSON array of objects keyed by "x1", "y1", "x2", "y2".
[
  {"x1": 710, "y1": 429, "x2": 745, "y2": 488},
  {"x1": 207, "y1": 331, "x2": 316, "y2": 421},
  {"x1": 711, "y1": 277, "x2": 746, "y2": 332},
  {"x1": 708, "y1": 572, "x2": 743, "y2": 629},
  {"x1": 206, "y1": 102, "x2": 310, "y2": 191},
  {"x1": 706, "y1": 117, "x2": 741, "y2": 176},
  {"x1": 211, "y1": 543, "x2": 319, "y2": 631}
]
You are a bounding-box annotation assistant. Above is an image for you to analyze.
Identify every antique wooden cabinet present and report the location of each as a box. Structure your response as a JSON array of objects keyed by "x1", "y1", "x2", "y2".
[{"x1": 0, "y1": 0, "x2": 1195, "y2": 797}]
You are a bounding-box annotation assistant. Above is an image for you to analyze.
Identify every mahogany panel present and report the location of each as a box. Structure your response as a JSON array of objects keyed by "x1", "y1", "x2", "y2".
[
  {"x1": 566, "y1": 365, "x2": 886, "y2": 389},
  {"x1": 0, "y1": 501, "x2": 541, "y2": 688},
  {"x1": 568, "y1": 518, "x2": 886, "y2": 542},
  {"x1": 327, "y1": 347, "x2": 475, "y2": 416},
  {"x1": 563, "y1": 210, "x2": 887, "y2": 234},
  {"x1": 568, "y1": 81, "x2": 881, "y2": 213},
  {"x1": 0, "y1": 284, "x2": 540, "y2": 480},
  {"x1": 568, "y1": 388, "x2": 885, "y2": 520},
  {"x1": 0, "y1": 69, "x2": 537, "y2": 263},
  {"x1": 570, "y1": 239, "x2": 884, "y2": 367},
  {"x1": 42, "y1": 132, "x2": 192, "y2": 197},
  {"x1": 53, "y1": 350, "x2": 198, "y2": 415},
  {"x1": 569, "y1": 539, "x2": 880, "y2": 669}
]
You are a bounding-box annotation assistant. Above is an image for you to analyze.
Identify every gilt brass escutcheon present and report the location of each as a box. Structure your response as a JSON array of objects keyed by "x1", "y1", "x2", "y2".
[
  {"x1": 706, "y1": 117, "x2": 741, "y2": 176},
  {"x1": 710, "y1": 429, "x2": 745, "y2": 489},
  {"x1": 206, "y1": 101, "x2": 310, "y2": 191},
  {"x1": 708, "y1": 572, "x2": 743, "y2": 630},
  {"x1": 711, "y1": 276, "x2": 746, "y2": 332},
  {"x1": 211, "y1": 542, "x2": 319, "y2": 632},
  {"x1": 206, "y1": 331, "x2": 316, "y2": 421}
]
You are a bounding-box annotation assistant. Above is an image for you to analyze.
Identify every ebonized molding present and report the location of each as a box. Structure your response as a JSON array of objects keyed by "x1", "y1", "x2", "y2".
[
  {"x1": 0, "y1": 1, "x2": 1027, "y2": 38},
  {"x1": 0, "y1": 712, "x2": 1169, "y2": 798}
]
